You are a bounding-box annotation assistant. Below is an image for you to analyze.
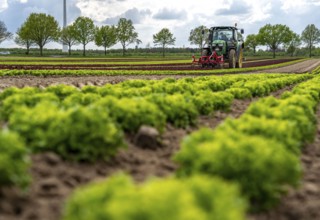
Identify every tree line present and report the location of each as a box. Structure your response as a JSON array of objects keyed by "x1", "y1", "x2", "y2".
[
  {"x1": 1, "y1": 13, "x2": 320, "y2": 57},
  {"x1": 245, "y1": 24, "x2": 320, "y2": 58},
  {"x1": 188, "y1": 24, "x2": 320, "y2": 58},
  {"x1": 0, "y1": 13, "x2": 176, "y2": 57}
]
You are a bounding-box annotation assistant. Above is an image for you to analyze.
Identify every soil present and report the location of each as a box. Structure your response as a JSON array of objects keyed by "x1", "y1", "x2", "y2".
[
  {"x1": 0, "y1": 59, "x2": 320, "y2": 220},
  {"x1": 0, "y1": 59, "x2": 317, "y2": 91},
  {"x1": 0, "y1": 58, "x2": 297, "y2": 71},
  {"x1": 0, "y1": 85, "x2": 296, "y2": 220},
  {"x1": 261, "y1": 59, "x2": 320, "y2": 73}
]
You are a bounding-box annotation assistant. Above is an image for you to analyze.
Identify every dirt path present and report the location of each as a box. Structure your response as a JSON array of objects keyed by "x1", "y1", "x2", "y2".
[{"x1": 261, "y1": 59, "x2": 320, "y2": 73}]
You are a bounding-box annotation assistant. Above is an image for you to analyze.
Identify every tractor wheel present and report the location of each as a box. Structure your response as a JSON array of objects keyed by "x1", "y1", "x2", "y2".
[
  {"x1": 236, "y1": 48, "x2": 243, "y2": 68},
  {"x1": 228, "y1": 49, "x2": 236, "y2": 68}
]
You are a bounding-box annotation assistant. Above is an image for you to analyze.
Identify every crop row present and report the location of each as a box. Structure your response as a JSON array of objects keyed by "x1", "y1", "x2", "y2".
[
  {"x1": 62, "y1": 74, "x2": 320, "y2": 220},
  {"x1": 0, "y1": 74, "x2": 311, "y2": 188},
  {"x1": 0, "y1": 59, "x2": 191, "y2": 66},
  {"x1": 0, "y1": 59, "x2": 306, "y2": 76}
]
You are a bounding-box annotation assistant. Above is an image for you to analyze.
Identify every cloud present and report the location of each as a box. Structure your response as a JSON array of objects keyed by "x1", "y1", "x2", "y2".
[
  {"x1": 0, "y1": 0, "x2": 81, "y2": 33},
  {"x1": 216, "y1": 0, "x2": 251, "y2": 15},
  {"x1": 0, "y1": 0, "x2": 8, "y2": 12},
  {"x1": 153, "y1": 8, "x2": 187, "y2": 20},
  {"x1": 103, "y1": 7, "x2": 151, "y2": 25}
]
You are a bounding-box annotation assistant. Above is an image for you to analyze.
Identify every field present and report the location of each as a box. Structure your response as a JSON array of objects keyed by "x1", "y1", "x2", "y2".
[{"x1": 1, "y1": 56, "x2": 320, "y2": 220}]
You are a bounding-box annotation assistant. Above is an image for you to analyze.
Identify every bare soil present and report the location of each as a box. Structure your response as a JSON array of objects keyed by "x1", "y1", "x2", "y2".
[
  {"x1": 0, "y1": 59, "x2": 320, "y2": 220},
  {"x1": 261, "y1": 59, "x2": 320, "y2": 73},
  {"x1": 0, "y1": 58, "x2": 295, "y2": 71},
  {"x1": 1, "y1": 59, "x2": 317, "y2": 91}
]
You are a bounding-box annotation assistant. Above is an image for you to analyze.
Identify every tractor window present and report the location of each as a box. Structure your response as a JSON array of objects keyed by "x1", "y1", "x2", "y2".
[
  {"x1": 237, "y1": 32, "x2": 243, "y2": 41},
  {"x1": 212, "y1": 30, "x2": 233, "y2": 41}
]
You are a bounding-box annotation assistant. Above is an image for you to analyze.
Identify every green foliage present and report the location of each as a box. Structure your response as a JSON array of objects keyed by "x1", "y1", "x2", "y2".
[
  {"x1": 0, "y1": 92, "x2": 59, "y2": 121},
  {"x1": 15, "y1": 23, "x2": 34, "y2": 55},
  {"x1": 246, "y1": 96, "x2": 316, "y2": 142},
  {"x1": 226, "y1": 88, "x2": 252, "y2": 99},
  {"x1": 0, "y1": 20, "x2": 12, "y2": 44},
  {"x1": 285, "y1": 32, "x2": 301, "y2": 57},
  {"x1": 257, "y1": 24, "x2": 294, "y2": 58},
  {"x1": 117, "y1": 18, "x2": 138, "y2": 56},
  {"x1": 245, "y1": 34, "x2": 258, "y2": 54},
  {"x1": 174, "y1": 75, "x2": 320, "y2": 211},
  {"x1": 73, "y1": 16, "x2": 96, "y2": 56},
  {"x1": 153, "y1": 28, "x2": 176, "y2": 57},
  {"x1": 0, "y1": 130, "x2": 30, "y2": 188},
  {"x1": 192, "y1": 91, "x2": 234, "y2": 114},
  {"x1": 174, "y1": 128, "x2": 301, "y2": 211},
  {"x1": 147, "y1": 94, "x2": 199, "y2": 127},
  {"x1": 94, "y1": 25, "x2": 117, "y2": 56},
  {"x1": 220, "y1": 115, "x2": 302, "y2": 154},
  {"x1": 63, "y1": 174, "x2": 247, "y2": 220},
  {"x1": 45, "y1": 84, "x2": 79, "y2": 100},
  {"x1": 9, "y1": 102, "x2": 125, "y2": 162},
  {"x1": 95, "y1": 96, "x2": 166, "y2": 132},
  {"x1": 60, "y1": 24, "x2": 79, "y2": 55},
  {"x1": 301, "y1": 24, "x2": 320, "y2": 57},
  {"x1": 188, "y1": 25, "x2": 209, "y2": 50},
  {"x1": 22, "y1": 13, "x2": 60, "y2": 56},
  {"x1": 62, "y1": 93, "x2": 101, "y2": 108},
  {"x1": 0, "y1": 86, "x2": 39, "y2": 102}
]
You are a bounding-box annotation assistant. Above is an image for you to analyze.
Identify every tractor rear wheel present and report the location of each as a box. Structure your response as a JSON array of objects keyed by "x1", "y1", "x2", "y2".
[
  {"x1": 236, "y1": 48, "x2": 243, "y2": 68},
  {"x1": 228, "y1": 49, "x2": 236, "y2": 68}
]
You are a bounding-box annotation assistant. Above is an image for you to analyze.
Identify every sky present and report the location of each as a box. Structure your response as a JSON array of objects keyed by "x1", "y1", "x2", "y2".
[{"x1": 0, "y1": 0, "x2": 320, "y2": 50}]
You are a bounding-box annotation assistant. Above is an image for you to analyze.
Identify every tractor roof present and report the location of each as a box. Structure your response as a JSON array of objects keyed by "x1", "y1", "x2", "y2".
[{"x1": 210, "y1": 26, "x2": 238, "y2": 31}]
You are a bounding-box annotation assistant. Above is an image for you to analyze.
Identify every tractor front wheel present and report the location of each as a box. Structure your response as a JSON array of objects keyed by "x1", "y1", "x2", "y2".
[{"x1": 228, "y1": 49, "x2": 236, "y2": 68}]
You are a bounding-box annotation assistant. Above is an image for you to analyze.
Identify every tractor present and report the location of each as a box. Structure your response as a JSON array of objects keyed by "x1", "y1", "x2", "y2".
[{"x1": 192, "y1": 25, "x2": 244, "y2": 68}]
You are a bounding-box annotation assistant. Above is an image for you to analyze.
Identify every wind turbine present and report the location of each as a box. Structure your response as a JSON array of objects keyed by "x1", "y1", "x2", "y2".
[{"x1": 62, "y1": 0, "x2": 68, "y2": 52}]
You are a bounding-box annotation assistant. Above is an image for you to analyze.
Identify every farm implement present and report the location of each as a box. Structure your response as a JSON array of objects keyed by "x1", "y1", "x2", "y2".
[{"x1": 192, "y1": 25, "x2": 244, "y2": 69}]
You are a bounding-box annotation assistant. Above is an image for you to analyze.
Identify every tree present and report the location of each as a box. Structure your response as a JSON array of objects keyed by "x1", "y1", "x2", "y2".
[
  {"x1": 60, "y1": 24, "x2": 79, "y2": 56},
  {"x1": 286, "y1": 33, "x2": 301, "y2": 57},
  {"x1": 94, "y1": 25, "x2": 117, "y2": 56},
  {"x1": 73, "y1": 16, "x2": 95, "y2": 56},
  {"x1": 116, "y1": 18, "x2": 138, "y2": 56},
  {"x1": 301, "y1": 24, "x2": 320, "y2": 58},
  {"x1": 245, "y1": 34, "x2": 259, "y2": 54},
  {"x1": 15, "y1": 24, "x2": 35, "y2": 55},
  {"x1": 257, "y1": 24, "x2": 293, "y2": 58},
  {"x1": 153, "y1": 28, "x2": 176, "y2": 57},
  {"x1": 22, "y1": 13, "x2": 60, "y2": 56},
  {"x1": 188, "y1": 25, "x2": 208, "y2": 50},
  {"x1": 0, "y1": 20, "x2": 12, "y2": 44}
]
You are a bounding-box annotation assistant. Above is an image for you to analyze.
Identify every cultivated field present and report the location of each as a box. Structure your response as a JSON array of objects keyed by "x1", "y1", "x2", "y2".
[{"x1": 1, "y1": 57, "x2": 320, "y2": 220}]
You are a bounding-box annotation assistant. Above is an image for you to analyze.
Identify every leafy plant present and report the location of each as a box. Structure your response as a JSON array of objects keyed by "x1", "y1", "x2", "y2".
[
  {"x1": 0, "y1": 130, "x2": 30, "y2": 188},
  {"x1": 174, "y1": 128, "x2": 301, "y2": 211},
  {"x1": 63, "y1": 174, "x2": 247, "y2": 220},
  {"x1": 9, "y1": 102, "x2": 125, "y2": 161}
]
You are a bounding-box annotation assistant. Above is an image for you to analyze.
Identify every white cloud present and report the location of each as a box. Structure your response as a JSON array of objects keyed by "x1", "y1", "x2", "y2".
[
  {"x1": 0, "y1": 0, "x2": 320, "y2": 49},
  {"x1": 0, "y1": 0, "x2": 8, "y2": 12}
]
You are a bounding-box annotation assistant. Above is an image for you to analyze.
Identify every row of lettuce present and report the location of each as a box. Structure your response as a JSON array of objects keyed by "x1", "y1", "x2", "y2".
[
  {"x1": 0, "y1": 73, "x2": 316, "y2": 219},
  {"x1": 0, "y1": 59, "x2": 305, "y2": 76},
  {"x1": 63, "y1": 74, "x2": 320, "y2": 219}
]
